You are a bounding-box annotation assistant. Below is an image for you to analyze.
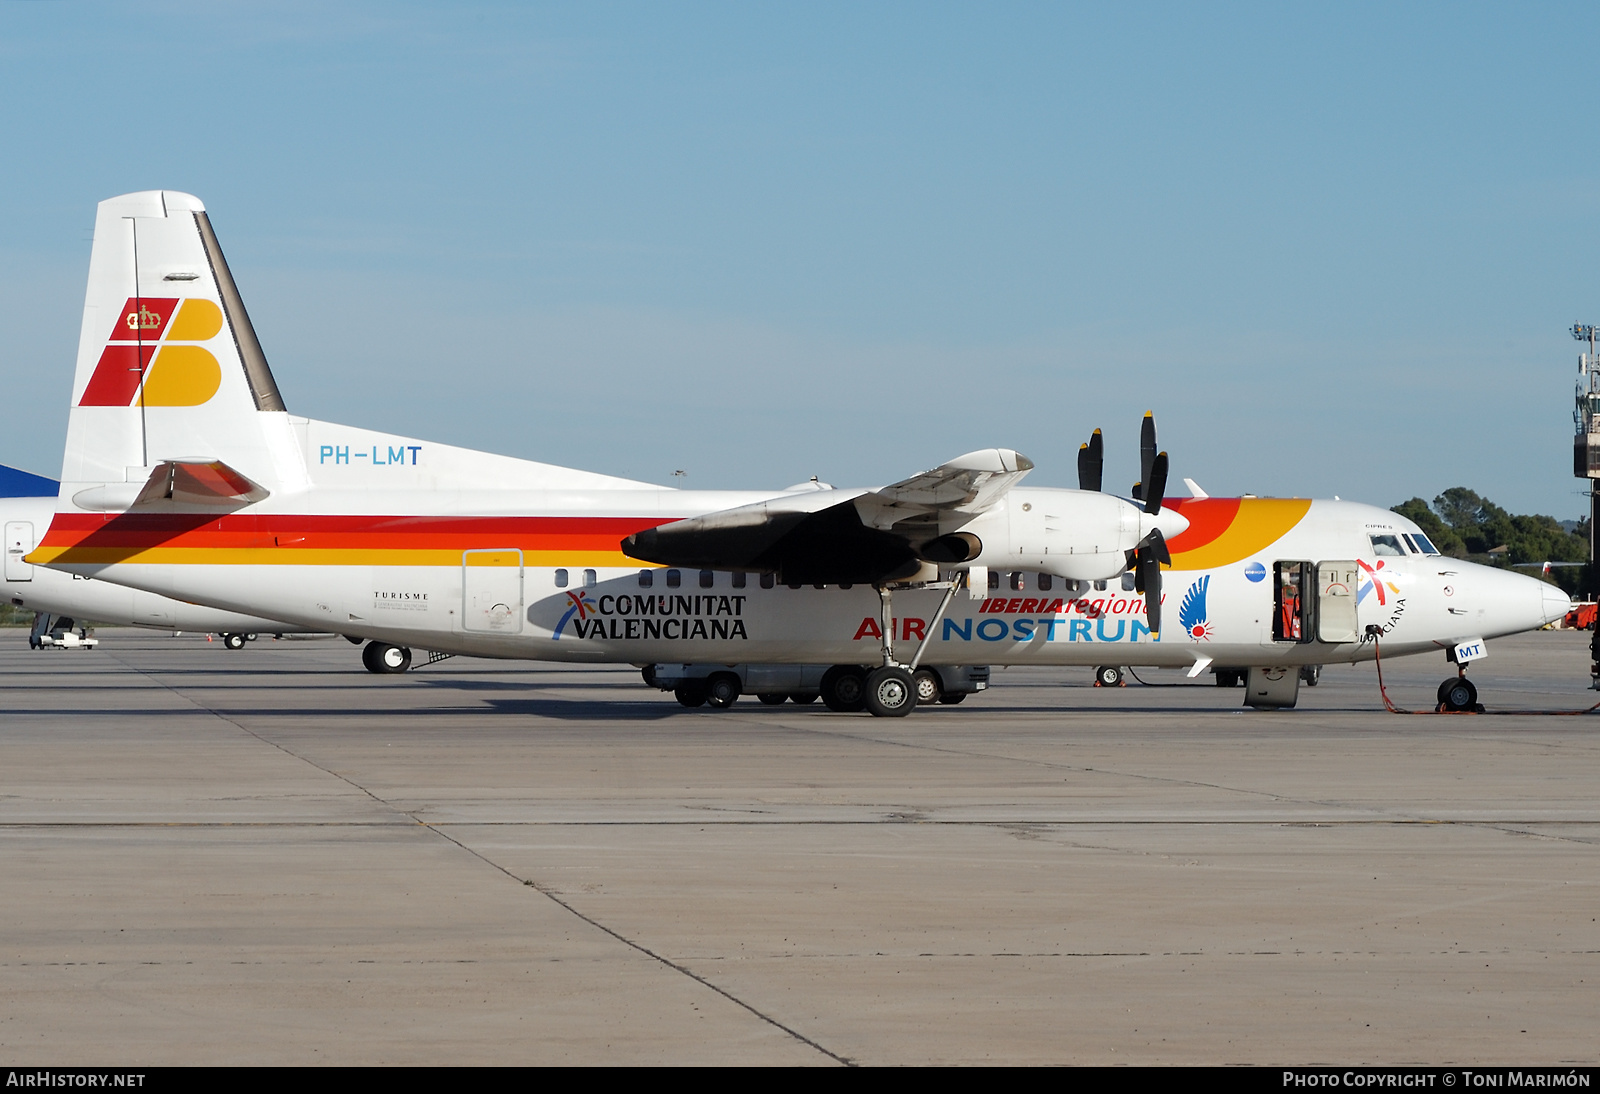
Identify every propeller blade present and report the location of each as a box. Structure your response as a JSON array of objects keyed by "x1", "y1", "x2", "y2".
[
  {"x1": 1133, "y1": 528, "x2": 1168, "y2": 634},
  {"x1": 1142, "y1": 451, "x2": 1169, "y2": 516},
  {"x1": 1145, "y1": 563, "x2": 1161, "y2": 635},
  {"x1": 1077, "y1": 429, "x2": 1103, "y2": 492},
  {"x1": 1137, "y1": 412, "x2": 1156, "y2": 502}
]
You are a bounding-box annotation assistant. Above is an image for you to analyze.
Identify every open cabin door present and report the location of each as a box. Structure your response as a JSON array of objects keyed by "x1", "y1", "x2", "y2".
[
  {"x1": 462, "y1": 549, "x2": 523, "y2": 634},
  {"x1": 1316, "y1": 560, "x2": 1360, "y2": 643},
  {"x1": 5, "y1": 522, "x2": 34, "y2": 582}
]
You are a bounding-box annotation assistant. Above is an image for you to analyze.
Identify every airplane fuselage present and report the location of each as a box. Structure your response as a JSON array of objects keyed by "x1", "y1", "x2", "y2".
[{"x1": 32, "y1": 465, "x2": 1564, "y2": 671}]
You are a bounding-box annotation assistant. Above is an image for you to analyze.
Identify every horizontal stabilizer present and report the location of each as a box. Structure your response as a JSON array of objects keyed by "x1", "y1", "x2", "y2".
[{"x1": 72, "y1": 460, "x2": 269, "y2": 514}]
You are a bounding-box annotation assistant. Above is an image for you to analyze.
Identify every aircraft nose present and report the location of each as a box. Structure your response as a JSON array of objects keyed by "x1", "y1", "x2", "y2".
[{"x1": 1539, "y1": 579, "x2": 1572, "y2": 626}]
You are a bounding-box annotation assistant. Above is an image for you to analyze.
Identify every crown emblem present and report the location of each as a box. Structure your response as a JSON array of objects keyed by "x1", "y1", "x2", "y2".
[{"x1": 124, "y1": 305, "x2": 163, "y2": 332}]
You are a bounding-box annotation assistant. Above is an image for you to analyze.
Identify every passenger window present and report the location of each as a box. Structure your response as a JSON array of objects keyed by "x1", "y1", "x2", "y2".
[
  {"x1": 666, "y1": 569, "x2": 681, "y2": 588},
  {"x1": 583, "y1": 569, "x2": 597, "y2": 588},
  {"x1": 1093, "y1": 580, "x2": 1107, "y2": 591},
  {"x1": 760, "y1": 573, "x2": 775, "y2": 589},
  {"x1": 1120, "y1": 572, "x2": 1136, "y2": 591},
  {"x1": 731, "y1": 572, "x2": 746, "y2": 588},
  {"x1": 699, "y1": 569, "x2": 714, "y2": 588},
  {"x1": 1037, "y1": 573, "x2": 1052, "y2": 591},
  {"x1": 988, "y1": 570, "x2": 1001, "y2": 589},
  {"x1": 1368, "y1": 534, "x2": 1405, "y2": 557},
  {"x1": 554, "y1": 568, "x2": 568, "y2": 588},
  {"x1": 1010, "y1": 571, "x2": 1025, "y2": 591},
  {"x1": 638, "y1": 570, "x2": 653, "y2": 588}
]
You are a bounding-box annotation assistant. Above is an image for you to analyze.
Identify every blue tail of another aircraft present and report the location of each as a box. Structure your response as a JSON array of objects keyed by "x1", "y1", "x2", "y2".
[{"x1": 0, "y1": 464, "x2": 59, "y2": 497}]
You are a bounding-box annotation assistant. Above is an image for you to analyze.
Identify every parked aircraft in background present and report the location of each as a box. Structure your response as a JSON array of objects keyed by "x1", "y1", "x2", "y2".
[{"x1": 26, "y1": 192, "x2": 1570, "y2": 714}]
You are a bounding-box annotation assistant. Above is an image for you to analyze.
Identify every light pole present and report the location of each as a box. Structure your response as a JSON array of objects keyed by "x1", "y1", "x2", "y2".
[{"x1": 1573, "y1": 323, "x2": 1600, "y2": 570}]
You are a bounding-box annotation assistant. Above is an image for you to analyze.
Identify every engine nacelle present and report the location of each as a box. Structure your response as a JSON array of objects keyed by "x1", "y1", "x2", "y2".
[{"x1": 937, "y1": 487, "x2": 1187, "y2": 581}]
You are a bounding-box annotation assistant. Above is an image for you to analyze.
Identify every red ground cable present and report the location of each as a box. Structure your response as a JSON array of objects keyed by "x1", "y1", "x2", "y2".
[{"x1": 1369, "y1": 632, "x2": 1600, "y2": 716}]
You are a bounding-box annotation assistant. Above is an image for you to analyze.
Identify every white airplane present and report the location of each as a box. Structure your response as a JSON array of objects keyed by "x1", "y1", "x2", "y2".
[
  {"x1": 25, "y1": 191, "x2": 1569, "y2": 714},
  {"x1": 3, "y1": 463, "x2": 312, "y2": 648}
]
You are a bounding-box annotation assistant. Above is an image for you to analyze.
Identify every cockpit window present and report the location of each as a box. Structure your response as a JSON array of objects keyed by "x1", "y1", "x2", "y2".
[
  {"x1": 1401, "y1": 533, "x2": 1419, "y2": 554},
  {"x1": 1369, "y1": 534, "x2": 1406, "y2": 557},
  {"x1": 1409, "y1": 532, "x2": 1441, "y2": 555}
]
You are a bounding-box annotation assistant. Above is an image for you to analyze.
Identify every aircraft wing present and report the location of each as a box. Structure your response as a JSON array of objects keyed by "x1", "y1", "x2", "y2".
[{"x1": 621, "y1": 449, "x2": 1033, "y2": 585}]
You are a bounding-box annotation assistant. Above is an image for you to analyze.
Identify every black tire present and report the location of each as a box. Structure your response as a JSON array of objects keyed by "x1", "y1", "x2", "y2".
[
  {"x1": 641, "y1": 665, "x2": 657, "y2": 688},
  {"x1": 705, "y1": 673, "x2": 741, "y2": 709},
  {"x1": 756, "y1": 693, "x2": 788, "y2": 706},
  {"x1": 938, "y1": 691, "x2": 967, "y2": 705},
  {"x1": 1300, "y1": 664, "x2": 1321, "y2": 687},
  {"x1": 1438, "y1": 676, "x2": 1478, "y2": 712},
  {"x1": 912, "y1": 668, "x2": 943, "y2": 705},
  {"x1": 789, "y1": 692, "x2": 820, "y2": 705},
  {"x1": 245, "y1": 633, "x2": 258, "y2": 642},
  {"x1": 223, "y1": 633, "x2": 246, "y2": 651},
  {"x1": 674, "y1": 681, "x2": 708, "y2": 708},
  {"x1": 373, "y1": 643, "x2": 412, "y2": 674},
  {"x1": 1095, "y1": 665, "x2": 1122, "y2": 687},
  {"x1": 864, "y1": 667, "x2": 916, "y2": 718},
  {"x1": 820, "y1": 665, "x2": 868, "y2": 712}
]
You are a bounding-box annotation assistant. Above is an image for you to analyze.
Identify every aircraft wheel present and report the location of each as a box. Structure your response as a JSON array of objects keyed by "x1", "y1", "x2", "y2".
[
  {"x1": 1300, "y1": 664, "x2": 1321, "y2": 686},
  {"x1": 756, "y1": 693, "x2": 787, "y2": 706},
  {"x1": 1438, "y1": 676, "x2": 1478, "y2": 712},
  {"x1": 245, "y1": 633, "x2": 259, "y2": 642},
  {"x1": 821, "y1": 666, "x2": 867, "y2": 712},
  {"x1": 864, "y1": 667, "x2": 916, "y2": 718},
  {"x1": 789, "y1": 691, "x2": 819, "y2": 705},
  {"x1": 912, "y1": 668, "x2": 943, "y2": 705},
  {"x1": 705, "y1": 673, "x2": 741, "y2": 709},
  {"x1": 820, "y1": 665, "x2": 868, "y2": 712},
  {"x1": 674, "y1": 681, "x2": 708, "y2": 708},
  {"x1": 222, "y1": 633, "x2": 246, "y2": 651},
  {"x1": 363, "y1": 641, "x2": 411, "y2": 674},
  {"x1": 640, "y1": 666, "x2": 657, "y2": 687},
  {"x1": 1094, "y1": 665, "x2": 1123, "y2": 687},
  {"x1": 370, "y1": 643, "x2": 412, "y2": 674},
  {"x1": 938, "y1": 691, "x2": 967, "y2": 705}
]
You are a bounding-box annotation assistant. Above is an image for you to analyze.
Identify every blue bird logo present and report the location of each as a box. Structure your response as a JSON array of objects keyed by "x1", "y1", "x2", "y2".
[{"x1": 1178, "y1": 575, "x2": 1212, "y2": 640}]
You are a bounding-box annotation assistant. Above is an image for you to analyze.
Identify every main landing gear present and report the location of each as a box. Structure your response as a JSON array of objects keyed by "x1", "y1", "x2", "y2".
[
  {"x1": 362, "y1": 641, "x2": 412, "y2": 674},
  {"x1": 830, "y1": 579, "x2": 965, "y2": 718}
]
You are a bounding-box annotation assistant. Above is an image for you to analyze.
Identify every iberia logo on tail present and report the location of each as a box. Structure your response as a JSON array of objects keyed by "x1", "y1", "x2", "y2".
[{"x1": 78, "y1": 297, "x2": 225, "y2": 408}]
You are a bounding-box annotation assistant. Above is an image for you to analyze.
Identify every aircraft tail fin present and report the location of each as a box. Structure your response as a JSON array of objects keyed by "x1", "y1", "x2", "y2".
[
  {"x1": 0, "y1": 464, "x2": 60, "y2": 498},
  {"x1": 61, "y1": 191, "x2": 291, "y2": 493}
]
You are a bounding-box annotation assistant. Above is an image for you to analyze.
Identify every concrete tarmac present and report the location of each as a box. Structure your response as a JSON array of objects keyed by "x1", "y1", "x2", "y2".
[{"x1": 1, "y1": 628, "x2": 1597, "y2": 1065}]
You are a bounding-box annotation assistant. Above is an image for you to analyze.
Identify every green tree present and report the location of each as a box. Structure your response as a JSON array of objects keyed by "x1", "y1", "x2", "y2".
[{"x1": 1391, "y1": 498, "x2": 1466, "y2": 556}]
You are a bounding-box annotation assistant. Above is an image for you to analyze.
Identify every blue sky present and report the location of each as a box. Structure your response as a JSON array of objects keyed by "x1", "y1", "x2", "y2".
[{"x1": 1, "y1": 3, "x2": 1596, "y2": 517}]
